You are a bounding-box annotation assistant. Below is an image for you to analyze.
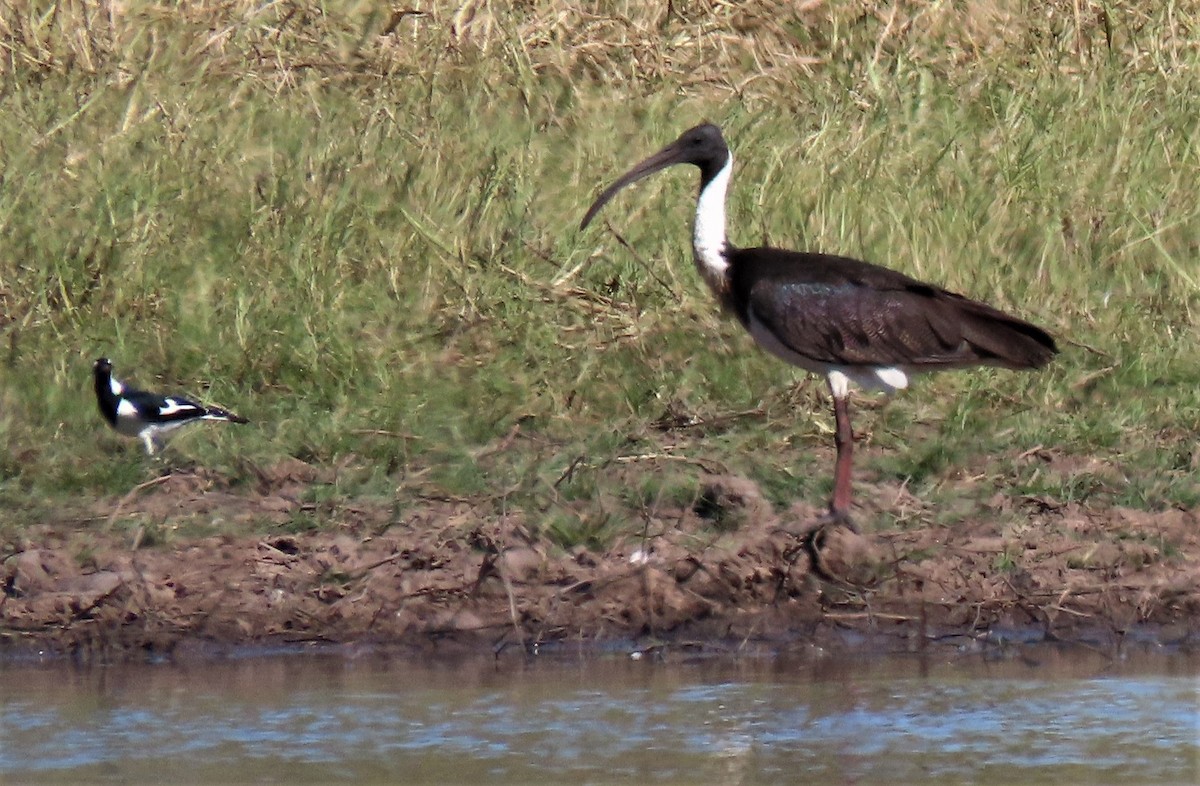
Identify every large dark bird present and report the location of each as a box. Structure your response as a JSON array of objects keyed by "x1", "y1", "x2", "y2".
[
  {"x1": 93, "y1": 357, "x2": 248, "y2": 455},
  {"x1": 580, "y1": 123, "x2": 1057, "y2": 527}
]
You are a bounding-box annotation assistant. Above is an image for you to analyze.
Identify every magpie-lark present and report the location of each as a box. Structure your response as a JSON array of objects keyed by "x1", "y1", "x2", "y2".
[{"x1": 92, "y1": 357, "x2": 248, "y2": 455}]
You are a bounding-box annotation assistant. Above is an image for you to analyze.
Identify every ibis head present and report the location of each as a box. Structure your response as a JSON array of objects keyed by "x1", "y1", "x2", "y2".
[{"x1": 580, "y1": 123, "x2": 730, "y2": 231}]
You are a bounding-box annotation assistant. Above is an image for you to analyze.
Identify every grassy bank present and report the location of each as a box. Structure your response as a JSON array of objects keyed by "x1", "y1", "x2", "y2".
[{"x1": 1, "y1": 1, "x2": 1197, "y2": 545}]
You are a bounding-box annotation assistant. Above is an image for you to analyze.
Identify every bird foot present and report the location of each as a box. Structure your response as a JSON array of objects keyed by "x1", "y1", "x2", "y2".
[
  {"x1": 801, "y1": 512, "x2": 884, "y2": 587},
  {"x1": 816, "y1": 507, "x2": 859, "y2": 534},
  {"x1": 771, "y1": 507, "x2": 858, "y2": 541}
]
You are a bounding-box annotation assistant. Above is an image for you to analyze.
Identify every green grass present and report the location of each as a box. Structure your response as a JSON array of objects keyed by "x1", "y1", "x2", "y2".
[{"x1": 1, "y1": 1, "x2": 1197, "y2": 544}]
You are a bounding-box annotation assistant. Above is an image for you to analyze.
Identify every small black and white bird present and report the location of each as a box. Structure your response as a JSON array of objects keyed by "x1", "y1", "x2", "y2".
[
  {"x1": 581, "y1": 124, "x2": 1057, "y2": 528},
  {"x1": 92, "y1": 357, "x2": 249, "y2": 455}
]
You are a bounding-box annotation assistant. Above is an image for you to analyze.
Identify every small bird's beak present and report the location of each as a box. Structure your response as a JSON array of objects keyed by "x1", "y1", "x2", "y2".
[{"x1": 579, "y1": 139, "x2": 689, "y2": 231}]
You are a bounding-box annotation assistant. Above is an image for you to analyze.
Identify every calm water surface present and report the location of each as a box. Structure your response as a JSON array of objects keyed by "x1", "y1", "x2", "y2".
[{"x1": 1, "y1": 644, "x2": 1196, "y2": 784}]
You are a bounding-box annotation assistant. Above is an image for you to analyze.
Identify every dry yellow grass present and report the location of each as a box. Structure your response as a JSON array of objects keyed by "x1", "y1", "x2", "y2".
[{"x1": 3, "y1": 1, "x2": 1192, "y2": 94}]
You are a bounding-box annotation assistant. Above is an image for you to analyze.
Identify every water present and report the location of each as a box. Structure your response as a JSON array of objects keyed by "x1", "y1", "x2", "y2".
[{"x1": 1, "y1": 644, "x2": 1196, "y2": 784}]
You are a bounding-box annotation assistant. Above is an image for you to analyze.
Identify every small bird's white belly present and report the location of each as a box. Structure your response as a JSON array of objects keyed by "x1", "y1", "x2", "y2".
[
  {"x1": 114, "y1": 401, "x2": 146, "y2": 437},
  {"x1": 115, "y1": 399, "x2": 198, "y2": 438},
  {"x1": 117, "y1": 416, "x2": 193, "y2": 439},
  {"x1": 113, "y1": 413, "x2": 147, "y2": 438}
]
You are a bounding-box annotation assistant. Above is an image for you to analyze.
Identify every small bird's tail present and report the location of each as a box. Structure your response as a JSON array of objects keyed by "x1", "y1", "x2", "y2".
[{"x1": 203, "y1": 407, "x2": 249, "y2": 425}]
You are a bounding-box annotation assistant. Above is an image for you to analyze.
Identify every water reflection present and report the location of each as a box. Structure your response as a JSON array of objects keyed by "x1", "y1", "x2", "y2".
[{"x1": 1, "y1": 645, "x2": 1196, "y2": 784}]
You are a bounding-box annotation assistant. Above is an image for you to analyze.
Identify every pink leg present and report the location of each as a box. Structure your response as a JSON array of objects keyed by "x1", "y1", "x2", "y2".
[{"x1": 829, "y1": 391, "x2": 855, "y2": 525}]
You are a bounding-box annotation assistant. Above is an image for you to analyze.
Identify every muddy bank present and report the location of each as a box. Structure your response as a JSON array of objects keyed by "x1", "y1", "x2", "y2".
[{"x1": 3, "y1": 467, "x2": 1198, "y2": 662}]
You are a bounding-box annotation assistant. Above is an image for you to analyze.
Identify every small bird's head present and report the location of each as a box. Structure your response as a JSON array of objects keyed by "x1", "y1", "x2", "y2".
[
  {"x1": 92, "y1": 357, "x2": 124, "y2": 404},
  {"x1": 580, "y1": 123, "x2": 730, "y2": 231}
]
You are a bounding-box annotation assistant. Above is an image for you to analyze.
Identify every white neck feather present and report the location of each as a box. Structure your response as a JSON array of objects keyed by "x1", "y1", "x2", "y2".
[
  {"x1": 109, "y1": 377, "x2": 124, "y2": 396},
  {"x1": 693, "y1": 155, "x2": 731, "y2": 282}
]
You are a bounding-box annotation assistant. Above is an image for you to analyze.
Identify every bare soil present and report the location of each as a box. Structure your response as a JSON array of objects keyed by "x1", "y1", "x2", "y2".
[{"x1": 3, "y1": 461, "x2": 1198, "y2": 662}]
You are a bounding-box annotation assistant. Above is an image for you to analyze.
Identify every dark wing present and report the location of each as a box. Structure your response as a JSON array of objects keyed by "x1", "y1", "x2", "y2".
[
  {"x1": 125, "y1": 389, "x2": 208, "y2": 423},
  {"x1": 734, "y1": 248, "x2": 1057, "y2": 371}
]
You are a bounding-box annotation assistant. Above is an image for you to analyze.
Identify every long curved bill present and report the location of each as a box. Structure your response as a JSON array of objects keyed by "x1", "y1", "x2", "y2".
[{"x1": 579, "y1": 140, "x2": 689, "y2": 231}]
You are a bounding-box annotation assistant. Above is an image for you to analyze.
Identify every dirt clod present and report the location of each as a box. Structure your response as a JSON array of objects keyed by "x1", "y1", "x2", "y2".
[{"x1": 2, "y1": 468, "x2": 1198, "y2": 660}]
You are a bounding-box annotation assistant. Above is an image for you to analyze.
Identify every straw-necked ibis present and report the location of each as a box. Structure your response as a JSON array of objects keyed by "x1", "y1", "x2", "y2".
[{"x1": 580, "y1": 123, "x2": 1057, "y2": 528}]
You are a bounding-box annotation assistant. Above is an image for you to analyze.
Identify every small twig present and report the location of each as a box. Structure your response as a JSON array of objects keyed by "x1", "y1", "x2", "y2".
[
  {"x1": 656, "y1": 406, "x2": 766, "y2": 432},
  {"x1": 553, "y1": 568, "x2": 643, "y2": 601},
  {"x1": 553, "y1": 454, "x2": 588, "y2": 489},
  {"x1": 870, "y1": 2, "x2": 899, "y2": 69},
  {"x1": 1070, "y1": 365, "x2": 1116, "y2": 391},
  {"x1": 1017, "y1": 444, "x2": 1048, "y2": 460},
  {"x1": 397, "y1": 204, "x2": 459, "y2": 262},
  {"x1": 256, "y1": 539, "x2": 300, "y2": 562},
  {"x1": 871, "y1": 527, "x2": 938, "y2": 539},
  {"x1": 824, "y1": 611, "x2": 916, "y2": 622},
  {"x1": 1062, "y1": 336, "x2": 1113, "y2": 359},
  {"x1": 603, "y1": 220, "x2": 681, "y2": 302},
  {"x1": 614, "y1": 452, "x2": 728, "y2": 474},
  {"x1": 106, "y1": 474, "x2": 173, "y2": 530},
  {"x1": 345, "y1": 551, "x2": 406, "y2": 582},
  {"x1": 473, "y1": 422, "x2": 523, "y2": 460},
  {"x1": 496, "y1": 557, "x2": 522, "y2": 640},
  {"x1": 1046, "y1": 603, "x2": 1093, "y2": 619},
  {"x1": 468, "y1": 537, "x2": 524, "y2": 643},
  {"x1": 350, "y1": 429, "x2": 421, "y2": 440},
  {"x1": 68, "y1": 582, "x2": 124, "y2": 624}
]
